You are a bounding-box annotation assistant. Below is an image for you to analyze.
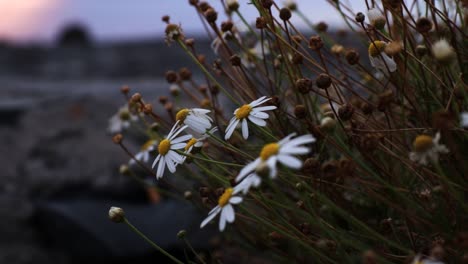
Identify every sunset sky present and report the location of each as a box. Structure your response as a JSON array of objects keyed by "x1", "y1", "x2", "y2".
[{"x1": 0, "y1": 0, "x2": 367, "y2": 44}]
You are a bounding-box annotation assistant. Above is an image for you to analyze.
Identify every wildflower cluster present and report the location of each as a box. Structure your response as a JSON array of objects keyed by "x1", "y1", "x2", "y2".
[{"x1": 109, "y1": 0, "x2": 467, "y2": 263}]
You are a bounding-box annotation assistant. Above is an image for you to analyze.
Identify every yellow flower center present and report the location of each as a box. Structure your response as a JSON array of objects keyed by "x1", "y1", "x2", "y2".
[
  {"x1": 141, "y1": 139, "x2": 156, "y2": 151},
  {"x1": 413, "y1": 135, "x2": 433, "y2": 152},
  {"x1": 158, "y1": 139, "x2": 171, "y2": 155},
  {"x1": 260, "y1": 143, "x2": 280, "y2": 161},
  {"x1": 235, "y1": 104, "x2": 252, "y2": 119},
  {"x1": 368, "y1": 41, "x2": 386, "y2": 57},
  {"x1": 218, "y1": 188, "x2": 233, "y2": 207},
  {"x1": 184, "y1": 138, "x2": 197, "y2": 151},
  {"x1": 176, "y1": 108, "x2": 190, "y2": 122}
]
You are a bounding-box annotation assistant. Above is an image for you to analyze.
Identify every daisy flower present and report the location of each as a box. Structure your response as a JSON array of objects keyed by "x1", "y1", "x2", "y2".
[
  {"x1": 152, "y1": 122, "x2": 192, "y2": 179},
  {"x1": 200, "y1": 186, "x2": 243, "y2": 231},
  {"x1": 409, "y1": 132, "x2": 449, "y2": 165},
  {"x1": 129, "y1": 139, "x2": 158, "y2": 165},
  {"x1": 108, "y1": 105, "x2": 138, "y2": 134},
  {"x1": 235, "y1": 133, "x2": 315, "y2": 193},
  {"x1": 225, "y1": 96, "x2": 277, "y2": 140},
  {"x1": 461, "y1": 112, "x2": 468, "y2": 128},
  {"x1": 368, "y1": 41, "x2": 397, "y2": 73},
  {"x1": 184, "y1": 127, "x2": 218, "y2": 156},
  {"x1": 175, "y1": 108, "x2": 213, "y2": 134}
]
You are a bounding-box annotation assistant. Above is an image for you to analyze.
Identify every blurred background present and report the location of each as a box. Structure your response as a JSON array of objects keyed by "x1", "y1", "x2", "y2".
[{"x1": 0, "y1": 1, "x2": 366, "y2": 263}]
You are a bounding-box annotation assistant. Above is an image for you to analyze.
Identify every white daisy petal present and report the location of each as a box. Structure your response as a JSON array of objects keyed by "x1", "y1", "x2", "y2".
[
  {"x1": 241, "y1": 119, "x2": 249, "y2": 139},
  {"x1": 248, "y1": 115, "x2": 267, "y2": 126},
  {"x1": 223, "y1": 204, "x2": 235, "y2": 223},
  {"x1": 229, "y1": 196, "x2": 243, "y2": 204},
  {"x1": 251, "y1": 105, "x2": 277, "y2": 112},
  {"x1": 236, "y1": 158, "x2": 261, "y2": 182},
  {"x1": 200, "y1": 207, "x2": 221, "y2": 228},
  {"x1": 156, "y1": 156, "x2": 166, "y2": 178},
  {"x1": 152, "y1": 155, "x2": 161, "y2": 168},
  {"x1": 172, "y1": 143, "x2": 188, "y2": 150},
  {"x1": 250, "y1": 111, "x2": 269, "y2": 119},
  {"x1": 219, "y1": 209, "x2": 227, "y2": 231},
  {"x1": 277, "y1": 154, "x2": 303, "y2": 169},
  {"x1": 172, "y1": 134, "x2": 193, "y2": 144},
  {"x1": 280, "y1": 146, "x2": 310, "y2": 155},
  {"x1": 225, "y1": 118, "x2": 239, "y2": 140}
]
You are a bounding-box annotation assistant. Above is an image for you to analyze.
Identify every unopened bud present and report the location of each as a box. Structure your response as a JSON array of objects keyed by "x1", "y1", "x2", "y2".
[
  {"x1": 416, "y1": 17, "x2": 433, "y2": 33},
  {"x1": 279, "y1": 8, "x2": 292, "y2": 21},
  {"x1": 345, "y1": 49, "x2": 360, "y2": 65},
  {"x1": 204, "y1": 8, "x2": 218, "y2": 23},
  {"x1": 119, "y1": 164, "x2": 131, "y2": 175},
  {"x1": 112, "y1": 134, "x2": 123, "y2": 144},
  {"x1": 355, "y1": 12, "x2": 365, "y2": 23},
  {"x1": 308, "y1": 36, "x2": 323, "y2": 50},
  {"x1": 316, "y1": 74, "x2": 332, "y2": 89},
  {"x1": 130, "y1": 93, "x2": 142, "y2": 103},
  {"x1": 165, "y1": 70, "x2": 178, "y2": 83},
  {"x1": 109, "y1": 206, "x2": 125, "y2": 223},
  {"x1": 177, "y1": 230, "x2": 187, "y2": 239}
]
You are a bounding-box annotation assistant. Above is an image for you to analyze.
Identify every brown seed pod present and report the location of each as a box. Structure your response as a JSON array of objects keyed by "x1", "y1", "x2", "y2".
[
  {"x1": 296, "y1": 78, "x2": 312, "y2": 94},
  {"x1": 338, "y1": 104, "x2": 355, "y2": 121},
  {"x1": 416, "y1": 17, "x2": 433, "y2": 33},
  {"x1": 204, "y1": 8, "x2": 218, "y2": 23},
  {"x1": 294, "y1": 105, "x2": 307, "y2": 119},
  {"x1": 316, "y1": 74, "x2": 332, "y2": 89},
  {"x1": 165, "y1": 70, "x2": 178, "y2": 83},
  {"x1": 308, "y1": 35, "x2": 323, "y2": 50},
  {"x1": 345, "y1": 49, "x2": 360, "y2": 65},
  {"x1": 279, "y1": 8, "x2": 292, "y2": 21}
]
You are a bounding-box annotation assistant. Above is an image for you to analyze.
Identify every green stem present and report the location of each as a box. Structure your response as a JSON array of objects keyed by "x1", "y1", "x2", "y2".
[{"x1": 123, "y1": 218, "x2": 184, "y2": 264}]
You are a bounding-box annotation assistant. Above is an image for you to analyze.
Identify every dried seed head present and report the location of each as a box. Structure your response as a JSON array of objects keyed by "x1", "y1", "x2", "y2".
[
  {"x1": 189, "y1": 0, "x2": 199, "y2": 6},
  {"x1": 120, "y1": 85, "x2": 130, "y2": 94},
  {"x1": 355, "y1": 12, "x2": 365, "y2": 23},
  {"x1": 360, "y1": 102, "x2": 374, "y2": 115},
  {"x1": 142, "y1": 103, "x2": 153, "y2": 114},
  {"x1": 331, "y1": 44, "x2": 344, "y2": 55},
  {"x1": 303, "y1": 157, "x2": 320, "y2": 174},
  {"x1": 261, "y1": 0, "x2": 273, "y2": 9},
  {"x1": 112, "y1": 134, "x2": 123, "y2": 144},
  {"x1": 316, "y1": 74, "x2": 332, "y2": 89},
  {"x1": 292, "y1": 52, "x2": 303, "y2": 65},
  {"x1": 230, "y1": 54, "x2": 241, "y2": 66},
  {"x1": 165, "y1": 24, "x2": 183, "y2": 42},
  {"x1": 159, "y1": 96, "x2": 168, "y2": 104},
  {"x1": 170, "y1": 84, "x2": 180, "y2": 96},
  {"x1": 199, "y1": 2, "x2": 211, "y2": 12},
  {"x1": 204, "y1": 8, "x2": 218, "y2": 23},
  {"x1": 200, "y1": 99, "x2": 211, "y2": 108},
  {"x1": 377, "y1": 89, "x2": 394, "y2": 111},
  {"x1": 226, "y1": 0, "x2": 239, "y2": 12},
  {"x1": 294, "y1": 105, "x2": 307, "y2": 119},
  {"x1": 164, "y1": 102, "x2": 173, "y2": 111},
  {"x1": 345, "y1": 49, "x2": 360, "y2": 65},
  {"x1": 108, "y1": 206, "x2": 125, "y2": 223},
  {"x1": 162, "y1": 15, "x2": 170, "y2": 23},
  {"x1": 185, "y1": 38, "x2": 195, "y2": 47},
  {"x1": 198, "y1": 84, "x2": 208, "y2": 94},
  {"x1": 279, "y1": 8, "x2": 292, "y2": 21},
  {"x1": 309, "y1": 35, "x2": 323, "y2": 50},
  {"x1": 256, "y1": 17, "x2": 267, "y2": 29},
  {"x1": 296, "y1": 78, "x2": 312, "y2": 94},
  {"x1": 165, "y1": 70, "x2": 178, "y2": 83},
  {"x1": 197, "y1": 54, "x2": 206, "y2": 64},
  {"x1": 179, "y1": 67, "x2": 192, "y2": 80},
  {"x1": 432, "y1": 39, "x2": 455, "y2": 64},
  {"x1": 292, "y1": 35, "x2": 302, "y2": 44},
  {"x1": 130, "y1": 92, "x2": 142, "y2": 103},
  {"x1": 385, "y1": 41, "x2": 403, "y2": 56},
  {"x1": 416, "y1": 17, "x2": 433, "y2": 33},
  {"x1": 338, "y1": 104, "x2": 354, "y2": 121},
  {"x1": 315, "y1": 22, "x2": 328, "y2": 32},
  {"x1": 221, "y1": 21, "x2": 233, "y2": 32}
]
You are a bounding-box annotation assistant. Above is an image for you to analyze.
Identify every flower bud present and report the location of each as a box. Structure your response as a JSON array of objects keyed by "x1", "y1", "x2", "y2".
[
  {"x1": 119, "y1": 164, "x2": 131, "y2": 176},
  {"x1": 316, "y1": 74, "x2": 332, "y2": 89},
  {"x1": 320, "y1": 117, "x2": 336, "y2": 131},
  {"x1": 226, "y1": 0, "x2": 239, "y2": 12},
  {"x1": 120, "y1": 85, "x2": 130, "y2": 94},
  {"x1": 221, "y1": 21, "x2": 233, "y2": 32},
  {"x1": 279, "y1": 8, "x2": 292, "y2": 21},
  {"x1": 169, "y1": 84, "x2": 180, "y2": 97},
  {"x1": 355, "y1": 12, "x2": 365, "y2": 23},
  {"x1": 284, "y1": 0, "x2": 297, "y2": 11},
  {"x1": 345, "y1": 49, "x2": 360, "y2": 65},
  {"x1": 143, "y1": 103, "x2": 153, "y2": 115},
  {"x1": 308, "y1": 36, "x2": 323, "y2": 50},
  {"x1": 165, "y1": 70, "x2": 178, "y2": 83},
  {"x1": 432, "y1": 39, "x2": 455, "y2": 64},
  {"x1": 204, "y1": 8, "x2": 218, "y2": 23},
  {"x1": 315, "y1": 22, "x2": 328, "y2": 32},
  {"x1": 179, "y1": 67, "x2": 192, "y2": 80},
  {"x1": 109, "y1": 206, "x2": 125, "y2": 223},
  {"x1": 256, "y1": 17, "x2": 267, "y2": 29},
  {"x1": 294, "y1": 105, "x2": 307, "y2": 119},
  {"x1": 296, "y1": 78, "x2": 312, "y2": 94},
  {"x1": 162, "y1": 15, "x2": 170, "y2": 23},
  {"x1": 112, "y1": 134, "x2": 123, "y2": 144},
  {"x1": 130, "y1": 92, "x2": 142, "y2": 103},
  {"x1": 177, "y1": 230, "x2": 187, "y2": 239},
  {"x1": 416, "y1": 17, "x2": 433, "y2": 33}
]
